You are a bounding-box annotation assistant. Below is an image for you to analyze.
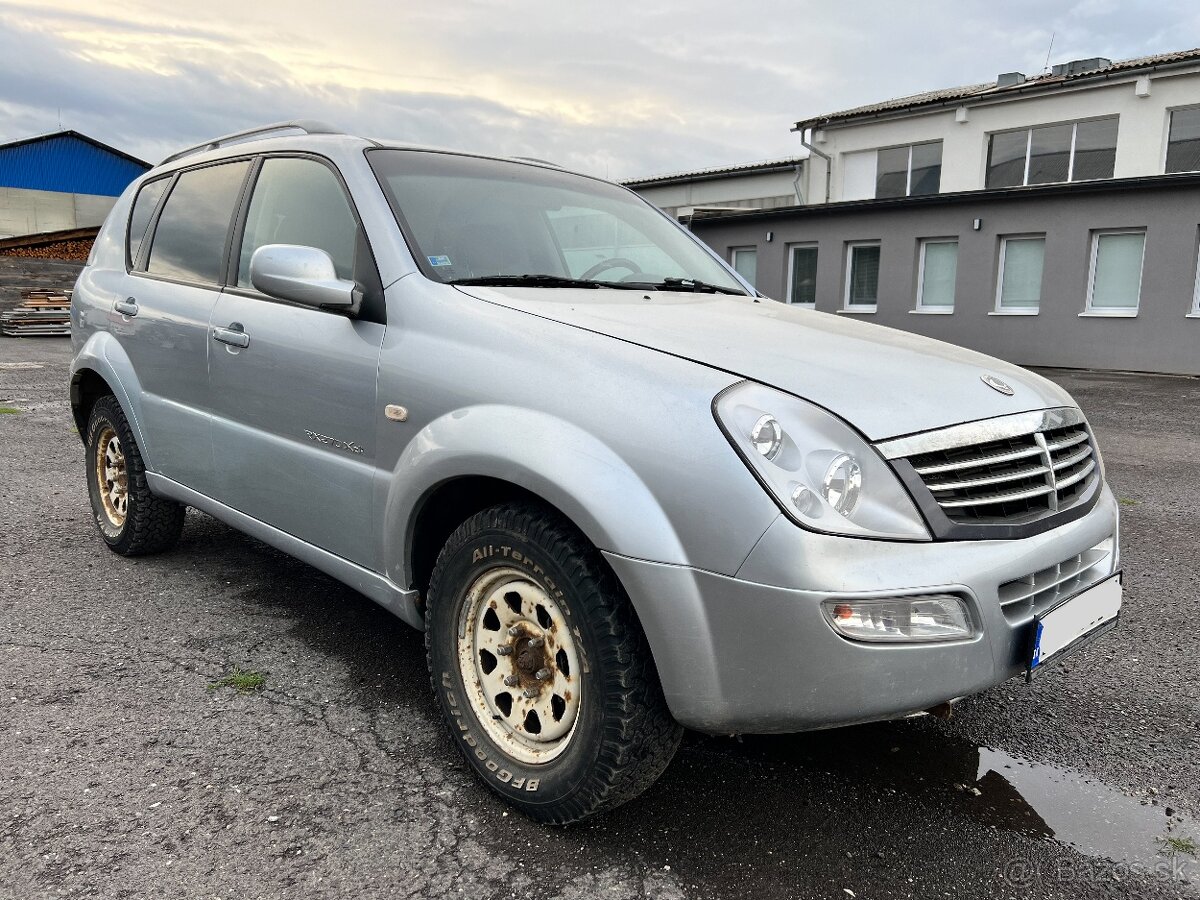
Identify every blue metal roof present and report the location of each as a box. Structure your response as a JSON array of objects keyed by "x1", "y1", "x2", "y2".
[{"x1": 0, "y1": 131, "x2": 150, "y2": 197}]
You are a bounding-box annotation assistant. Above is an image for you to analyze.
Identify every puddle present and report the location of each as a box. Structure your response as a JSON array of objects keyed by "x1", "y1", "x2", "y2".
[
  {"x1": 973, "y1": 747, "x2": 1198, "y2": 878},
  {"x1": 696, "y1": 723, "x2": 1199, "y2": 882}
]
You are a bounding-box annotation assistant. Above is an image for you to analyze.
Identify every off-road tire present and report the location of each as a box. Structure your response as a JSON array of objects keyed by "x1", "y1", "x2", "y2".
[
  {"x1": 426, "y1": 501, "x2": 682, "y2": 823},
  {"x1": 85, "y1": 395, "x2": 185, "y2": 556}
]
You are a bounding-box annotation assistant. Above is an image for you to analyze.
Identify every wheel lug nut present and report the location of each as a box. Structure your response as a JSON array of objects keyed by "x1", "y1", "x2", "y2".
[
  {"x1": 496, "y1": 646, "x2": 513, "y2": 656},
  {"x1": 534, "y1": 667, "x2": 551, "y2": 681},
  {"x1": 503, "y1": 675, "x2": 519, "y2": 687},
  {"x1": 529, "y1": 638, "x2": 544, "y2": 649},
  {"x1": 522, "y1": 687, "x2": 539, "y2": 698},
  {"x1": 507, "y1": 626, "x2": 522, "y2": 636}
]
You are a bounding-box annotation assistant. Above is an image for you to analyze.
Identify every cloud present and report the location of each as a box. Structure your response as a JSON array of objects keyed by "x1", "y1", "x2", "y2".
[{"x1": 0, "y1": 0, "x2": 1196, "y2": 179}]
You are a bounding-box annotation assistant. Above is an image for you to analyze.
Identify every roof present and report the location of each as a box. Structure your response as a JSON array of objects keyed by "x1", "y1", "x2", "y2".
[
  {"x1": 793, "y1": 46, "x2": 1200, "y2": 131},
  {"x1": 620, "y1": 156, "x2": 805, "y2": 189},
  {"x1": 0, "y1": 131, "x2": 150, "y2": 197}
]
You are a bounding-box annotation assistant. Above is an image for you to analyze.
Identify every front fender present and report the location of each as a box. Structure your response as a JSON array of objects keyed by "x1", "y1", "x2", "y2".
[
  {"x1": 381, "y1": 404, "x2": 688, "y2": 587},
  {"x1": 70, "y1": 331, "x2": 155, "y2": 470}
]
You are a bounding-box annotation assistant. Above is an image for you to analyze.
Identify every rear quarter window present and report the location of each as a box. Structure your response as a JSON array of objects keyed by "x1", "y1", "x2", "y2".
[
  {"x1": 126, "y1": 177, "x2": 170, "y2": 269},
  {"x1": 146, "y1": 161, "x2": 251, "y2": 284}
]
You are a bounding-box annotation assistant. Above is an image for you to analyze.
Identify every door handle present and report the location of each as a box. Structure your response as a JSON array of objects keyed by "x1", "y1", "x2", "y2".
[
  {"x1": 114, "y1": 298, "x2": 138, "y2": 317},
  {"x1": 211, "y1": 323, "x2": 250, "y2": 349}
]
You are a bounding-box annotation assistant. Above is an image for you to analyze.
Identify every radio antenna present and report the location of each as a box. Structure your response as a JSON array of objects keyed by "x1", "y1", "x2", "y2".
[{"x1": 1043, "y1": 32, "x2": 1056, "y2": 73}]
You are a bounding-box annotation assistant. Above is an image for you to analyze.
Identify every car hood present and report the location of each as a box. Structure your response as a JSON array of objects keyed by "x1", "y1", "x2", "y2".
[{"x1": 454, "y1": 286, "x2": 1075, "y2": 441}]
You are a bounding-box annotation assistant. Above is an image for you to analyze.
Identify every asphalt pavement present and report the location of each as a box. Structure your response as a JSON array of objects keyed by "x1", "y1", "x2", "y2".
[{"x1": 2, "y1": 336, "x2": 1198, "y2": 899}]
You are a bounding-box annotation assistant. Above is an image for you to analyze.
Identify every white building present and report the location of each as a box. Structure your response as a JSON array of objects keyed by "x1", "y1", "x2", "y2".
[
  {"x1": 625, "y1": 47, "x2": 1200, "y2": 376},
  {"x1": 621, "y1": 157, "x2": 805, "y2": 221},
  {"x1": 795, "y1": 49, "x2": 1200, "y2": 203}
]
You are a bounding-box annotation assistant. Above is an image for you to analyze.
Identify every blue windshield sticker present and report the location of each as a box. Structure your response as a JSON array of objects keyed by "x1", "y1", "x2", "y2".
[{"x1": 427, "y1": 255, "x2": 452, "y2": 267}]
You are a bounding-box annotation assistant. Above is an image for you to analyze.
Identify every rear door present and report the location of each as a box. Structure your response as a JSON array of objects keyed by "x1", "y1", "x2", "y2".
[
  {"x1": 119, "y1": 159, "x2": 252, "y2": 495},
  {"x1": 207, "y1": 155, "x2": 385, "y2": 568}
]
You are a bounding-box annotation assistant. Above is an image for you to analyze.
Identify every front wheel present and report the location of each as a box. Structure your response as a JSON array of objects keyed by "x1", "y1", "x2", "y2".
[{"x1": 425, "y1": 502, "x2": 682, "y2": 823}]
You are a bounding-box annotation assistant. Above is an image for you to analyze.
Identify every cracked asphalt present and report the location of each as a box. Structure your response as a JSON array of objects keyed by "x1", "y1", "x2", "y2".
[{"x1": 2, "y1": 337, "x2": 1198, "y2": 900}]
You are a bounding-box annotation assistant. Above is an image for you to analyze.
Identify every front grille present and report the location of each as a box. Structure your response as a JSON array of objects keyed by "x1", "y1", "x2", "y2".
[
  {"x1": 998, "y1": 538, "x2": 1115, "y2": 623},
  {"x1": 892, "y1": 415, "x2": 1099, "y2": 532},
  {"x1": 902, "y1": 421, "x2": 1098, "y2": 526}
]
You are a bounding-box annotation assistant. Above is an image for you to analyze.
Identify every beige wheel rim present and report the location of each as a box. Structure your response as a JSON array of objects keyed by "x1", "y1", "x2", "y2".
[
  {"x1": 94, "y1": 425, "x2": 129, "y2": 527},
  {"x1": 456, "y1": 567, "x2": 582, "y2": 764}
]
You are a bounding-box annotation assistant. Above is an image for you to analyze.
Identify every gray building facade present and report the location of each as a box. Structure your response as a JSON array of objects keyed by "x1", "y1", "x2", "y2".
[{"x1": 690, "y1": 175, "x2": 1200, "y2": 376}]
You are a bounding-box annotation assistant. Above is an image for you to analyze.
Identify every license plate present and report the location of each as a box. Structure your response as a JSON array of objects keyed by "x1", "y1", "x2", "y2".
[{"x1": 1027, "y1": 572, "x2": 1122, "y2": 679}]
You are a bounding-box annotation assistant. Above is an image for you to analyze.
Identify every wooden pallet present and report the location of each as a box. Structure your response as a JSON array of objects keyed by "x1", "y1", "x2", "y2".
[{"x1": 0, "y1": 288, "x2": 73, "y2": 337}]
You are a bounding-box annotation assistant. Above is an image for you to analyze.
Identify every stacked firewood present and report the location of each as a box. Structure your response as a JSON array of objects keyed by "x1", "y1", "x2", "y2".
[
  {"x1": 2, "y1": 239, "x2": 94, "y2": 261},
  {"x1": 0, "y1": 289, "x2": 72, "y2": 337}
]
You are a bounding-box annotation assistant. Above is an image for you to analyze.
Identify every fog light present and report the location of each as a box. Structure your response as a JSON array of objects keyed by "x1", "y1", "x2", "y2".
[{"x1": 821, "y1": 595, "x2": 973, "y2": 643}]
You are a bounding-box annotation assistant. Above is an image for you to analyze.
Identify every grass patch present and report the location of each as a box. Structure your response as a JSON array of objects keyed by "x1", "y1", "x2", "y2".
[
  {"x1": 1158, "y1": 835, "x2": 1199, "y2": 858},
  {"x1": 209, "y1": 668, "x2": 266, "y2": 693},
  {"x1": 0, "y1": 407, "x2": 21, "y2": 414},
  {"x1": 1117, "y1": 497, "x2": 1140, "y2": 507}
]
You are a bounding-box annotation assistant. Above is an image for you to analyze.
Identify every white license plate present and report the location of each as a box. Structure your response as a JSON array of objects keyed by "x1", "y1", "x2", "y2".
[{"x1": 1029, "y1": 573, "x2": 1122, "y2": 676}]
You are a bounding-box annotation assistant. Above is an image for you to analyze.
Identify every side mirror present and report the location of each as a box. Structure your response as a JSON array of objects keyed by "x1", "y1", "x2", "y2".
[{"x1": 249, "y1": 244, "x2": 357, "y2": 309}]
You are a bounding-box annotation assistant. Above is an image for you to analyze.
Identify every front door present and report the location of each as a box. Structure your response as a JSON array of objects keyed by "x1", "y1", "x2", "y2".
[{"x1": 207, "y1": 155, "x2": 384, "y2": 568}]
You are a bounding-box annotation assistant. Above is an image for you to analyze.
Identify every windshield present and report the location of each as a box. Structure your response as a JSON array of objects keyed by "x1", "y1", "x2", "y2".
[{"x1": 366, "y1": 150, "x2": 746, "y2": 293}]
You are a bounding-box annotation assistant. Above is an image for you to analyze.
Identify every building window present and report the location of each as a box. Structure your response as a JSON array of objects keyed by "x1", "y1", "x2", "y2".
[
  {"x1": 845, "y1": 242, "x2": 881, "y2": 310},
  {"x1": 843, "y1": 142, "x2": 942, "y2": 201},
  {"x1": 1086, "y1": 231, "x2": 1145, "y2": 314},
  {"x1": 995, "y1": 236, "x2": 1045, "y2": 313},
  {"x1": 787, "y1": 244, "x2": 818, "y2": 305},
  {"x1": 916, "y1": 240, "x2": 958, "y2": 311},
  {"x1": 1193, "y1": 242, "x2": 1200, "y2": 316},
  {"x1": 731, "y1": 247, "x2": 757, "y2": 287},
  {"x1": 1165, "y1": 107, "x2": 1200, "y2": 173},
  {"x1": 985, "y1": 117, "x2": 1118, "y2": 188}
]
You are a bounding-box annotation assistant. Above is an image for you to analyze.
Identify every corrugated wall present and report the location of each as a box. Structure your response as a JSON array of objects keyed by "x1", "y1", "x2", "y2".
[{"x1": 0, "y1": 134, "x2": 147, "y2": 197}]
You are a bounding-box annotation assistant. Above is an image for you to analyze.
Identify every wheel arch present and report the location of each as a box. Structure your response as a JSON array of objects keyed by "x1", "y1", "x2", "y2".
[
  {"x1": 407, "y1": 475, "x2": 550, "y2": 598},
  {"x1": 70, "y1": 367, "x2": 114, "y2": 439},
  {"x1": 385, "y1": 405, "x2": 689, "y2": 597},
  {"x1": 69, "y1": 332, "x2": 155, "y2": 468}
]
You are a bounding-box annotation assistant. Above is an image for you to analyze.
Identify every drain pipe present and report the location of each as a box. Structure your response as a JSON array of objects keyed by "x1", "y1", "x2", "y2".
[
  {"x1": 791, "y1": 162, "x2": 805, "y2": 205},
  {"x1": 798, "y1": 125, "x2": 832, "y2": 204}
]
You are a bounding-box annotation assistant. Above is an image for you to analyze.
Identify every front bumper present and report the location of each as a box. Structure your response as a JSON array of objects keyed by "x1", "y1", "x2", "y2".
[{"x1": 605, "y1": 485, "x2": 1119, "y2": 734}]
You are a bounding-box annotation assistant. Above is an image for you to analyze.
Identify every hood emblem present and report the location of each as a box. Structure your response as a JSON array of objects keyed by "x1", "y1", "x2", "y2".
[{"x1": 981, "y1": 374, "x2": 1015, "y2": 396}]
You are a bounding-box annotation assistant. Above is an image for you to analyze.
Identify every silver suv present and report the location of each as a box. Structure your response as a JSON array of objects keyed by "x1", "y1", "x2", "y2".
[{"x1": 70, "y1": 121, "x2": 1122, "y2": 823}]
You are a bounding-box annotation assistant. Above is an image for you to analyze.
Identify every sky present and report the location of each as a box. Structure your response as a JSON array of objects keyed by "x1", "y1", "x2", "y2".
[{"x1": 0, "y1": 0, "x2": 1196, "y2": 180}]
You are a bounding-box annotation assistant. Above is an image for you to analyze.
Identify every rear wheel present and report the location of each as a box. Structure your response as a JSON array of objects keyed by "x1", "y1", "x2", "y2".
[
  {"x1": 426, "y1": 502, "x2": 682, "y2": 823},
  {"x1": 85, "y1": 395, "x2": 185, "y2": 556}
]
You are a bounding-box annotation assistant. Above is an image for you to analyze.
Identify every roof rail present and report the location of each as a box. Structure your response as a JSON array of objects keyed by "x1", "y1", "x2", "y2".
[
  {"x1": 512, "y1": 156, "x2": 563, "y2": 168},
  {"x1": 160, "y1": 120, "x2": 343, "y2": 165}
]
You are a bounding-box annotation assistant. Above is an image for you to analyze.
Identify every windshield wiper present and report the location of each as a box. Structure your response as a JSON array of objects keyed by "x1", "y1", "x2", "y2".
[
  {"x1": 627, "y1": 277, "x2": 746, "y2": 295},
  {"x1": 447, "y1": 274, "x2": 642, "y2": 290}
]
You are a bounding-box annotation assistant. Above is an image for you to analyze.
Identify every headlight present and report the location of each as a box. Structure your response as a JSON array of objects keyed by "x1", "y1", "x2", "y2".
[{"x1": 714, "y1": 381, "x2": 930, "y2": 540}]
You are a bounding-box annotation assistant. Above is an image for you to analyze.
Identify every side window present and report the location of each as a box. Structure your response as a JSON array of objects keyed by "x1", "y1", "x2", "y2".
[
  {"x1": 238, "y1": 157, "x2": 358, "y2": 288},
  {"x1": 126, "y1": 177, "x2": 169, "y2": 269},
  {"x1": 147, "y1": 161, "x2": 251, "y2": 284}
]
